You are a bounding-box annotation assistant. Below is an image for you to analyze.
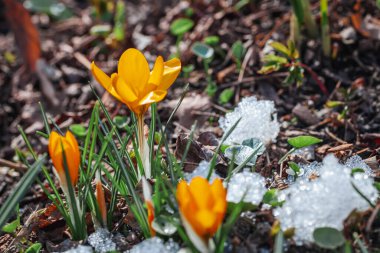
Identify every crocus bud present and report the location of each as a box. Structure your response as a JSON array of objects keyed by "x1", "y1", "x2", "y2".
[{"x1": 48, "y1": 131, "x2": 80, "y2": 188}]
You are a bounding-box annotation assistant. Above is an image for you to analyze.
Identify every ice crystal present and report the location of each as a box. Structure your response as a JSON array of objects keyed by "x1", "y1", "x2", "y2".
[
  {"x1": 63, "y1": 245, "x2": 93, "y2": 253},
  {"x1": 274, "y1": 154, "x2": 378, "y2": 244},
  {"x1": 227, "y1": 170, "x2": 267, "y2": 205},
  {"x1": 219, "y1": 96, "x2": 279, "y2": 145},
  {"x1": 88, "y1": 228, "x2": 117, "y2": 253},
  {"x1": 127, "y1": 237, "x2": 180, "y2": 253},
  {"x1": 287, "y1": 155, "x2": 374, "y2": 183},
  {"x1": 185, "y1": 160, "x2": 220, "y2": 182}
]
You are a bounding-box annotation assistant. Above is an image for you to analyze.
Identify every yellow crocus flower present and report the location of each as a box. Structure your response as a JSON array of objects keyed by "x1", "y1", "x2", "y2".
[
  {"x1": 176, "y1": 177, "x2": 227, "y2": 253},
  {"x1": 90, "y1": 48, "x2": 181, "y2": 116}
]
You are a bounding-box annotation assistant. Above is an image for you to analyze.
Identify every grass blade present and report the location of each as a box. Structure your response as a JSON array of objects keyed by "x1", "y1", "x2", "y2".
[{"x1": 0, "y1": 155, "x2": 46, "y2": 228}]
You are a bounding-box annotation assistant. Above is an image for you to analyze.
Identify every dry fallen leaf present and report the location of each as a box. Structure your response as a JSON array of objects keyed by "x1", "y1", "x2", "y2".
[{"x1": 4, "y1": 0, "x2": 41, "y2": 72}]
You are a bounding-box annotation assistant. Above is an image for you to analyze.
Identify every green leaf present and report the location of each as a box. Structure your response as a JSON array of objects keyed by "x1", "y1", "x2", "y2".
[
  {"x1": 287, "y1": 161, "x2": 301, "y2": 177},
  {"x1": 274, "y1": 230, "x2": 284, "y2": 253},
  {"x1": 270, "y1": 41, "x2": 290, "y2": 57},
  {"x1": 24, "y1": 0, "x2": 73, "y2": 20},
  {"x1": 374, "y1": 182, "x2": 380, "y2": 192},
  {"x1": 313, "y1": 227, "x2": 345, "y2": 249},
  {"x1": 231, "y1": 41, "x2": 245, "y2": 62},
  {"x1": 113, "y1": 115, "x2": 130, "y2": 129},
  {"x1": 262, "y1": 189, "x2": 283, "y2": 207},
  {"x1": 203, "y1": 36, "x2": 220, "y2": 46},
  {"x1": 0, "y1": 156, "x2": 45, "y2": 229},
  {"x1": 2, "y1": 218, "x2": 20, "y2": 233},
  {"x1": 290, "y1": 0, "x2": 304, "y2": 24},
  {"x1": 182, "y1": 64, "x2": 195, "y2": 73},
  {"x1": 69, "y1": 124, "x2": 87, "y2": 137},
  {"x1": 113, "y1": 0, "x2": 126, "y2": 41},
  {"x1": 90, "y1": 24, "x2": 112, "y2": 37},
  {"x1": 287, "y1": 135, "x2": 322, "y2": 149},
  {"x1": 351, "y1": 168, "x2": 365, "y2": 176},
  {"x1": 25, "y1": 243, "x2": 42, "y2": 253},
  {"x1": 218, "y1": 88, "x2": 234, "y2": 104},
  {"x1": 170, "y1": 18, "x2": 194, "y2": 36},
  {"x1": 262, "y1": 54, "x2": 288, "y2": 65},
  {"x1": 191, "y1": 42, "x2": 214, "y2": 59},
  {"x1": 326, "y1": 100, "x2": 344, "y2": 108}
]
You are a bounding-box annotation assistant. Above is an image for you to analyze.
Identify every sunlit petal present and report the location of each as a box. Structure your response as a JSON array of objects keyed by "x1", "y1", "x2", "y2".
[
  {"x1": 113, "y1": 74, "x2": 138, "y2": 103},
  {"x1": 189, "y1": 177, "x2": 213, "y2": 209},
  {"x1": 138, "y1": 90, "x2": 167, "y2": 106},
  {"x1": 148, "y1": 56, "x2": 164, "y2": 86},
  {"x1": 158, "y1": 58, "x2": 181, "y2": 90},
  {"x1": 91, "y1": 62, "x2": 123, "y2": 101},
  {"x1": 118, "y1": 48, "x2": 150, "y2": 95}
]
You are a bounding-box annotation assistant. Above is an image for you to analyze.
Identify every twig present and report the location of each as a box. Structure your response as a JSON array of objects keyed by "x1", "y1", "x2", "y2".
[
  {"x1": 0, "y1": 158, "x2": 27, "y2": 172},
  {"x1": 299, "y1": 62, "x2": 328, "y2": 95},
  {"x1": 325, "y1": 127, "x2": 346, "y2": 144}
]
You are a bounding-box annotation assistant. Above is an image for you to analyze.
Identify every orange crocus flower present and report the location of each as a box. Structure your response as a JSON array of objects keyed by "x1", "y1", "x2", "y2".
[
  {"x1": 48, "y1": 131, "x2": 80, "y2": 188},
  {"x1": 176, "y1": 177, "x2": 227, "y2": 253},
  {"x1": 91, "y1": 48, "x2": 181, "y2": 116}
]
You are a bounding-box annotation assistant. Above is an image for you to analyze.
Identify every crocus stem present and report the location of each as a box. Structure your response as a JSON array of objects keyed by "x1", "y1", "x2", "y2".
[{"x1": 137, "y1": 114, "x2": 151, "y2": 179}]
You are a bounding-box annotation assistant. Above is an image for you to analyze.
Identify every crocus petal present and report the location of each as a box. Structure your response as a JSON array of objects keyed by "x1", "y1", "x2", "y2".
[
  {"x1": 113, "y1": 74, "x2": 139, "y2": 103},
  {"x1": 96, "y1": 178, "x2": 107, "y2": 226},
  {"x1": 138, "y1": 90, "x2": 167, "y2": 106},
  {"x1": 65, "y1": 131, "x2": 80, "y2": 185},
  {"x1": 118, "y1": 48, "x2": 150, "y2": 95},
  {"x1": 180, "y1": 212, "x2": 211, "y2": 253},
  {"x1": 189, "y1": 177, "x2": 213, "y2": 209},
  {"x1": 158, "y1": 58, "x2": 181, "y2": 90},
  {"x1": 195, "y1": 210, "x2": 217, "y2": 233},
  {"x1": 48, "y1": 131, "x2": 60, "y2": 160},
  {"x1": 90, "y1": 62, "x2": 123, "y2": 101},
  {"x1": 148, "y1": 56, "x2": 164, "y2": 87}
]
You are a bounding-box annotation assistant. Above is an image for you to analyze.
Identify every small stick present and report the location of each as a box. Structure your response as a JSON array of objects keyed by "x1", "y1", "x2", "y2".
[{"x1": 0, "y1": 158, "x2": 27, "y2": 172}]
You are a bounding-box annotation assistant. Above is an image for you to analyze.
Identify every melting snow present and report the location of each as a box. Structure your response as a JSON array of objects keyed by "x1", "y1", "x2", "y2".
[
  {"x1": 127, "y1": 237, "x2": 180, "y2": 253},
  {"x1": 62, "y1": 245, "x2": 93, "y2": 253},
  {"x1": 227, "y1": 170, "x2": 267, "y2": 205},
  {"x1": 274, "y1": 154, "x2": 378, "y2": 244},
  {"x1": 88, "y1": 228, "x2": 117, "y2": 253},
  {"x1": 219, "y1": 96, "x2": 280, "y2": 145},
  {"x1": 185, "y1": 160, "x2": 220, "y2": 182}
]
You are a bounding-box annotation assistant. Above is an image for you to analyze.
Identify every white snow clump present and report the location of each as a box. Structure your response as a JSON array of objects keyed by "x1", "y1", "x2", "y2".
[
  {"x1": 185, "y1": 160, "x2": 220, "y2": 182},
  {"x1": 227, "y1": 170, "x2": 267, "y2": 205},
  {"x1": 127, "y1": 237, "x2": 180, "y2": 253},
  {"x1": 274, "y1": 154, "x2": 378, "y2": 244},
  {"x1": 219, "y1": 96, "x2": 280, "y2": 145}
]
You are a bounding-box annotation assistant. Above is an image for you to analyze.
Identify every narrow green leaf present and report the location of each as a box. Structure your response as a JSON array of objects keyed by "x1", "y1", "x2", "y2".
[
  {"x1": 274, "y1": 230, "x2": 284, "y2": 253},
  {"x1": 287, "y1": 135, "x2": 322, "y2": 148},
  {"x1": 231, "y1": 40, "x2": 245, "y2": 62},
  {"x1": 270, "y1": 41, "x2": 290, "y2": 57},
  {"x1": 0, "y1": 156, "x2": 45, "y2": 228}
]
